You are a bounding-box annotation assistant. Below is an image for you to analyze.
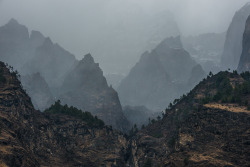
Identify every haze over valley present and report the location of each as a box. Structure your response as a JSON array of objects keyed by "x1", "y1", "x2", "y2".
[{"x1": 0, "y1": 1, "x2": 250, "y2": 166}]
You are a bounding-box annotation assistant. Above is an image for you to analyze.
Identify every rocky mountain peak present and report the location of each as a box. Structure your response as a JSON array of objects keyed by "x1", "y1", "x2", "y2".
[
  {"x1": 156, "y1": 36, "x2": 183, "y2": 51},
  {"x1": 81, "y1": 53, "x2": 95, "y2": 64},
  {"x1": 0, "y1": 18, "x2": 29, "y2": 41},
  {"x1": 7, "y1": 18, "x2": 19, "y2": 25},
  {"x1": 42, "y1": 37, "x2": 53, "y2": 48}
]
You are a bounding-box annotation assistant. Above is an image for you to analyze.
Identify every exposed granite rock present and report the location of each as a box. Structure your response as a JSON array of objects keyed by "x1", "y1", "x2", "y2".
[
  {"x1": 221, "y1": 3, "x2": 250, "y2": 70},
  {"x1": 59, "y1": 54, "x2": 130, "y2": 132},
  {"x1": 238, "y1": 15, "x2": 250, "y2": 72}
]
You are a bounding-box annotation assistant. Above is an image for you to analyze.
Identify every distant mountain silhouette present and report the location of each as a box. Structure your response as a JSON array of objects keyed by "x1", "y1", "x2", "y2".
[
  {"x1": 238, "y1": 15, "x2": 250, "y2": 72},
  {"x1": 221, "y1": 2, "x2": 250, "y2": 70},
  {"x1": 118, "y1": 36, "x2": 206, "y2": 110},
  {"x1": 59, "y1": 54, "x2": 130, "y2": 131},
  {"x1": 0, "y1": 19, "x2": 130, "y2": 131}
]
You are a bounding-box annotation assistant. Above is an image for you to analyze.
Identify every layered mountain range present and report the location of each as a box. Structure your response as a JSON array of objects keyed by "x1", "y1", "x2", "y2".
[
  {"x1": 0, "y1": 62, "x2": 129, "y2": 166},
  {"x1": 59, "y1": 54, "x2": 130, "y2": 131},
  {"x1": 118, "y1": 36, "x2": 206, "y2": 110},
  {"x1": 0, "y1": 58, "x2": 250, "y2": 166},
  {"x1": 0, "y1": 19, "x2": 129, "y2": 131}
]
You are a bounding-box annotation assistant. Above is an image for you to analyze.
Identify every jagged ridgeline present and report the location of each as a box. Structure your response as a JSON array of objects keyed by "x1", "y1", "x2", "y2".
[
  {"x1": 0, "y1": 62, "x2": 129, "y2": 166},
  {"x1": 0, "y1": 19, "x2": 130, "y2": 132},
  {"x1": 118, "y1": 36, "x2": 206, "y2": 110},
  {"x1": 0, "y1": 59, "x2": 250, "y2": 166}
]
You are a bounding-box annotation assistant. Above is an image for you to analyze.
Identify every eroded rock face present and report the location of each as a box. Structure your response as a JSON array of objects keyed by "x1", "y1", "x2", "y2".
[
  {"x1": 0, "y1": 62, "x2": 129, "y2": 167},
  {"x1": 59, "y1": 54, "x2": 130, "y2": 132},
  {"x1": 221, "y1": 3, "x2": 250, "y2": 70},
  {"x1": 238, "y1": 15, "x2": 250, "y2": 72},
  {"x1": 118, "y1": 36, "x2": 205, "y2": 110}
]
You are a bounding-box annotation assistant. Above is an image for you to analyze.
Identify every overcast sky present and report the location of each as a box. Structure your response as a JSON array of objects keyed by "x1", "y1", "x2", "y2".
[{"x1": 0, "y1": 0, "x2": 249, "y2": 74}]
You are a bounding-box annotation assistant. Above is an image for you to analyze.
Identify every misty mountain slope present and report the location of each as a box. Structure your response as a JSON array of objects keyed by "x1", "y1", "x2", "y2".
[
  {"x1": 21, "y1": 73, "x2": 54, "y2": 111},
  {"x1": 0, "y1": 19, "x2": 45, "y2": 70},
  {"x1": 0, "y1": 62, "x2": 129, "y2": 167},
  {"x1": 59, "y1": 54, "x2": 130, "y2": 132},
  {"x1": 90, "y1": 9, "x2": 180, "y2": 74},
  {"x1": 21, "y1": 37, "x2": 77, "y2": 89},
  {"x1": 238, "y1": 15, "x2": 250, "y2": 72},
  {"x1": 221, "y1": 2, "x2": 250, "y2": 70},
  {"x1": 182, "y1": 32, "x2": 226, "y2": 73},
  {"x1": 122, "y1": 105, "x2": 158, "y2": 128},
  {"x1": 118, "y1": 36, "x2": 206, "y2": 110},
  {"x1": 0, "y1": 19, "x2": 77, "y2": 90},
  {"x1": 131, "y1": 71, "x2": 250, "y2": 166}
]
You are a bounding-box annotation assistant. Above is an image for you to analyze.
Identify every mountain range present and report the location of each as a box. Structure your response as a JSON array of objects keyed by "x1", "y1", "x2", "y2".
[
  {"x1": 0, "y1": 19, "x2": 130, "y2": 131},
  {"x1": 118, "y1": 36, "x2": 206, "y2": 110}
]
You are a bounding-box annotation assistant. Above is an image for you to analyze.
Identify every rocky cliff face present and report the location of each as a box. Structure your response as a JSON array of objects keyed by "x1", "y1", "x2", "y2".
[
  {"x1": 118, "y1": 36, "x2": 206, "y2": 110},
  {"x1": 238, "y1": 15, "x2": 250, "y2": 72},
  {"x1": 21, "y1": 73, "x2": 54, "y2": 111},
  {"x1": 221, "y1": 2, "x2": 250, "y2": 70},
  {"x1": 59, "y1": 54, "x2": 130, "y2": 132},
  {"x1": 0, "y1": 61, "x2": 129, "y2": 167}
]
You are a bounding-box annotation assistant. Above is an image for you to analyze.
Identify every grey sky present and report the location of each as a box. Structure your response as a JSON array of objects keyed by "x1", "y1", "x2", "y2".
[{"x1": 0, "y1": 0, "x2": 249, "y2": 74}]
